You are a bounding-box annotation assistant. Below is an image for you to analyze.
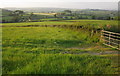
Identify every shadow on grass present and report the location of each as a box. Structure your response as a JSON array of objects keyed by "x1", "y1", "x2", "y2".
[{"x1": 3, "y1": 39, "x2": 84, "y2": 48}]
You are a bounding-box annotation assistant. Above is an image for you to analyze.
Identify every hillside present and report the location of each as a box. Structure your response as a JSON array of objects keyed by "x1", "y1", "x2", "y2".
[
  {"x1": 0, "y1": 8, "x2": 13, "y2": 16},
  {"x1": 1, "y1": 7, "x2": 118, "y2": 23},
  {"x1": 4, "y1": 7, "x2": 70, "y2": 13}
]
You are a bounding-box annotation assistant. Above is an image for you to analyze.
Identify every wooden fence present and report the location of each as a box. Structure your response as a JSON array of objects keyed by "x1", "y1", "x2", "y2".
[{"x1": 101, "y1": 30, "x2": 120, "y2": 50}]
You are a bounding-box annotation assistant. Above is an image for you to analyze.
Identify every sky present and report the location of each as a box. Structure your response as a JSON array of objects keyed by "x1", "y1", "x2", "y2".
[{"x1": 0, "y1": 0, "x2": 119, "y2": 10}]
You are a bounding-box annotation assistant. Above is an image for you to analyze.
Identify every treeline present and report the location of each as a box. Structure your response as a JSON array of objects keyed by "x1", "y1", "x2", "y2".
[
  {"x1": 54, "y1": 10, "x2": 118, "y2": 20},
  {"x1": 2, "y1": 9, "x2": 118, "y2": 23},
  {"x1": 2, "y1": 10, "x2": 34, "y2": 23},
  {"x1": 2, "y1": 9, "x2": 55, "y2": 23}
]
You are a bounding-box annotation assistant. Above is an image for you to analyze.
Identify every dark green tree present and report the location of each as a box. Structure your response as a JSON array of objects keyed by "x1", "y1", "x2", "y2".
[
  {"x1": 64, "y1": 10, "x2": 72, "y2": 13},
  {"x1": 28, "y1": 12, "x2": 34, "y2": 21},
  {"x1": 11, "y1": 10, "x2": 25, "y2": 22}
]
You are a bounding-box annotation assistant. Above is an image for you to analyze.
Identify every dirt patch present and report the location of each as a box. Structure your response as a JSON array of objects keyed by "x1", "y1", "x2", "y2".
[{"x1": 62, "y1": 51, "x2": 119, "y2": 55}]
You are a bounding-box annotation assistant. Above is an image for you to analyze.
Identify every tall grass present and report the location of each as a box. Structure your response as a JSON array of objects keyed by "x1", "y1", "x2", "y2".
[
  {"x1": 3, "y1": 54, "x2": 116, "y2": 74},
  {"x1": 2, "y1": 27, "x2": 99, "y2": 49},
  {"x1": 2, "y1": 20, "x2": 119, "y2": 74}
]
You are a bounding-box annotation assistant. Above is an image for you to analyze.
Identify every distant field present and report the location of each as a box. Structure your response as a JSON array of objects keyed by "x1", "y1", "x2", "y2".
[
  {"x1": 63, "y1": 19, "x2": 105, "y2": 22},
  {"x1": 32, "y1": 13, "x2": 56, "y2": 15}
]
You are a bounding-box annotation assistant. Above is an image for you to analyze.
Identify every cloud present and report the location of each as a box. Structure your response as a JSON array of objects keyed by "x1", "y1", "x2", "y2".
[
  {"x1": 1, "y1": 0, "x2": 119, "y2": 2},
  {"x1": 0, "y1": 1, "x2": 118, "y2": 10}
]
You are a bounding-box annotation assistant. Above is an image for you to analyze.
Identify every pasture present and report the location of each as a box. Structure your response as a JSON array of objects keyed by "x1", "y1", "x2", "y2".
[
  {"x1": 33, "y1": 13, "x2": 56, "y2": 15},
  {"x1": 2, "y1": 20, "x2": 119, "y2": 74}
]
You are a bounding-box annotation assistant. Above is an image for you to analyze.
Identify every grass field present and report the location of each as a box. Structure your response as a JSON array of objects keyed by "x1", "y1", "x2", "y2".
[
  {"x1": 3, "y1": 54, "x2": 118, "y2": 74},
  {"x1": 33, "y1": 13, "x2": 56, "y2": 15},
  {"x1": 2, "y1": 20, "x2": 117, "y2": 27},
  {"x1": 2, "y1": 21, "x2": 74, "y2": 27},
  {"x1": 2, "y1": 20, "x2": 119, "y2": 74},
  {"x1": 2, "y1": 20, "x2": 118, "y2": 33},
  {"x1": 2, "y1": 27, "x2": 99, "y2": 54}
]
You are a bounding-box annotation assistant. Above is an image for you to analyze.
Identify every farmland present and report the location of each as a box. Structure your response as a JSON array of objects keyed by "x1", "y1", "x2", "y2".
[
  {"x1": 2, "y1": 20, "x2": 119, "y2": 33},
  {"x1": 1, "y1": 7, "x2": 119, "y2": 75},
  {"x1": 2, "y1": 19, "x2": 119, "y2": 74},
  {"x1": 33, "y1": 13, "x2": 56, "y2": 15}
]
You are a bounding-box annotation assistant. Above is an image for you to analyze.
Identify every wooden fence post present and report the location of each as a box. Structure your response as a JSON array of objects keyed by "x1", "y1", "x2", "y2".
[
  {"x1": 100, "y1": 30, "x2": 103, "y2": 42},
  {"x1": 117, "y1": 36, "x2": 120, "y2": 50},
  {"x1": 108, "y1": 33, "x2": 111, "y2": 45}
]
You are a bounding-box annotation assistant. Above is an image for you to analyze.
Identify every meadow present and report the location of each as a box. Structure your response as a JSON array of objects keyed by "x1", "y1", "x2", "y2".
[
  {"x1": 2, "y1": 20, "x2": 119, "y2": 33},
  {"x1": 2, "y1": 20, "x2": 119, "y2": 74},
  {"x1": 33, "y1": 13, "x2": 56, "y2": 15}
]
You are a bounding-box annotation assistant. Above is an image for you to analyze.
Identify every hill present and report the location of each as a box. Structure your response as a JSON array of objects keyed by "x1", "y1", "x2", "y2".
[
  {"x1": 0, "y1": 8, "x2": 13, "y2": 16},
  {"x1": 1, "y1": 7, "x2": 118, "y2": 23},
  {"x1": 3, "y1": 7, "x2": 70, "y2": 13}
]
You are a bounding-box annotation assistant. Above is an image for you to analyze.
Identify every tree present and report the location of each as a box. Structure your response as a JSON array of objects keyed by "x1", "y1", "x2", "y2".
[
  {"x1": 12, "y1": 10, "x2": 24, "y2": 16},
  {"x1": 92, "y1": 15, "x2": 96, "y2": 19},
  {"x1": 106, "y1": 16, "x2": 111, "y2": 20},
  {"x1": 12, "y1": 16, "x2": 20, "y2": 22},
  {"x1": 64, "y1": 10, "x2": 72, "y2": 13},
  {"x1": 28, "y1": 12, "x2": 34, "y2": 21},
  {"x1": 11, "y1": 10, "x2": 25, "y2": 22},
  {"x1": 54, "y1": 14, "x2": 57, "y2": 18}
]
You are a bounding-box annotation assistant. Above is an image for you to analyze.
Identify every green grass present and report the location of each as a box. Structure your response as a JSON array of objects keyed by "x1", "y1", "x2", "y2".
[
  {"x1": 2, "y1": 21, "x2": 74, "y2": 27},
  {"x1": 2, "y1": 20, "x2": 119, "y2": 74},
  {"x1": 2, "y1": 20, "x2": 118, "y2": 33},
  {"x1": 73, "y1": 20, "x2": 118, "y2": 32},
  {"x1": 0, "y1": 27, "x2": 2, "y2": 75},
  {"x1": 40, "y1": 18, "x2": 64, "y2": 21},
  {"x1": 2, "y1": 27, "x2": 99, "y2": 55},
  {"x1": 3, "y1": 54, "x2": 117, "y2": 74},
  {"x1": 2, "y1": 20, "x2": 117, "y2": 27}
]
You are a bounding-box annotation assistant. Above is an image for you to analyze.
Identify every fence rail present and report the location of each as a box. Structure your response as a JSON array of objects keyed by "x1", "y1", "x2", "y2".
[{"x1": 101, "y1": 30, "x2": 120, "y2": 50}]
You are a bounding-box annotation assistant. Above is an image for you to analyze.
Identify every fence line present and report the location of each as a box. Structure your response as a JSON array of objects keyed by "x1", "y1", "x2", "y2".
[{"x1": 101, "y1": 30, "x2": 120, "y2": 50}]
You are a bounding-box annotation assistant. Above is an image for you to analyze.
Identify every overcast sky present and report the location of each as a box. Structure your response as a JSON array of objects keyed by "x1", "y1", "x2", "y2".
[{"x1": 0, "y1": 0, "x2": 119, "y2": 10}]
